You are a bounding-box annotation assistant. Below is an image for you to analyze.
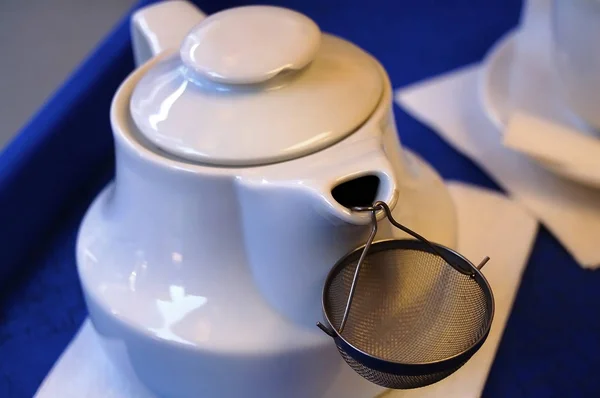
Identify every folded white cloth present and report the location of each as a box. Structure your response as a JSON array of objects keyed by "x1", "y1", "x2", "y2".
[
  {"x1": 396, "y1": 65, "x2": 600, "y2": 268},
  {"x1": 504, "y1": 112, "x2": 600, "y2": 186},
  {"x1": 35, "y1": 182, "x2": 537, "y2": 398}
]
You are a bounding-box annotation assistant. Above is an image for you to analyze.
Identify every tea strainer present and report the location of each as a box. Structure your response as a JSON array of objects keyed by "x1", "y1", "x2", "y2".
[{"x1": 317, "y1": 201, "x2": 494, "y2": 390}]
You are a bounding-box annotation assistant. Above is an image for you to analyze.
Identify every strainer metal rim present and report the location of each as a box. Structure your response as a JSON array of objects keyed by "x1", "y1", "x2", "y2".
[{"x1": 320, "y1": 238, "x2": 495, "y2": 376}]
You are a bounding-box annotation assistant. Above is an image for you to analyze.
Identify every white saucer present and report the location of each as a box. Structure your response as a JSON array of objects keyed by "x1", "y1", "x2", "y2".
[
  {"x1": 478, "y1": 29, "x2": 516, "y2": 132},
  {"x1": 478, "y1": 29, "x2": 600, "y2": 189}
]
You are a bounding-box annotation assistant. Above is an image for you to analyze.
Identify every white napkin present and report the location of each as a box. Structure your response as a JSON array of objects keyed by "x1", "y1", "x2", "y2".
[
  {"x1": 505, "y1": 112, "x2": 600, "y2": 186},
  {"x1": 35, "y1": 182, "x2": 537, "y2": 398},
  {"x1": 396, "y1": 64, "x2": 600, "y2": 268},
  {"x1": 504, "y1": 0, "x2": 600, "y2": 183}
]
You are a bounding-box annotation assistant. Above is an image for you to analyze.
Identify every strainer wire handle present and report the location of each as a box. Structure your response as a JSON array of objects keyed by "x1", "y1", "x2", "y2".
[
  {"x1": 353, "y1": 201, "x2": 473, "y2": 275},
  {"x1": 380, "y1": 202, "x2": 490, "y2": 272},
  {"x1": 338, "y1": 200, "x2": 475, "y2": 334},
  {"x1": 338, "y1": 210, "x2": 378, "y2": 333}
]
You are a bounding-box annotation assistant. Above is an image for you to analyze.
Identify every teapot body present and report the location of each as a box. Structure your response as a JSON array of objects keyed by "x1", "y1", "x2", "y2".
[{"x1": 76, "y1": 2, "x2": 458, "y2": 397}]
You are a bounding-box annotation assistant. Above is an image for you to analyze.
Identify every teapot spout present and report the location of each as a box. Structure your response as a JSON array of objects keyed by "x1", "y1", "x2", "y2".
[
  {"x1": 308, "y1": 138, "x2": 399, "y2": 226},
  {"x1": 131, "y1": 0, "x2": 206, "y2": 66},
  {"x1": 235, "y1": 137, "x2": 398, "y2": 326}
]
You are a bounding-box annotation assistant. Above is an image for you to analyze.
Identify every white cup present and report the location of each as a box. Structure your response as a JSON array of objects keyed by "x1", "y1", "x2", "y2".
[{"x1": 552, "y1": 0, "x2": 600, "y2": 130}]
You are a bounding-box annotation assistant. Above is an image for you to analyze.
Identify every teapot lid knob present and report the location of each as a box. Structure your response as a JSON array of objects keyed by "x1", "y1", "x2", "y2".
[{"x1": 180, "y1": 5, "x2": 321, "y2": 84}]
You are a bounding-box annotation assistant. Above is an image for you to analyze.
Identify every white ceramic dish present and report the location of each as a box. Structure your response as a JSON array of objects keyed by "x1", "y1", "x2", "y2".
[
  {"x1": 478, "y1": 29, "x2": 516, "y2": 132},
  {"x1": 78, "y1": 146, "x2": 456, "y2": 398},
  {"x1": 553, "y1": 0, "x2": 600, "y2": 132},
  {"x1": 478, "y1": 28, "x2": 600, "y2": 189},
  {"x1": 76, "y1": 2, "x2": 459, "y2": 397}
]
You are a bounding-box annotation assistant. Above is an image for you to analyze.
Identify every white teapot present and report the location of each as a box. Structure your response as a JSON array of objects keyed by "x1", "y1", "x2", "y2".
[{"x1": 76, "y1": 1, "x2": 457, "y2": 397}]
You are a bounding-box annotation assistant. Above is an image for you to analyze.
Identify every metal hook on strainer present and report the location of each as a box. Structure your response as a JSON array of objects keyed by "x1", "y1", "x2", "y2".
[{"x1": 317, "y1": 201, "x2": 494, "y2": 390}]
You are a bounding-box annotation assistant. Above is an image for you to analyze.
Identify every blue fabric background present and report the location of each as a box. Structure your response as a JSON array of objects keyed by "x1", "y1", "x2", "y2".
[{"x1": 2, "y1": 0, "x2": 600, "y2": 396}]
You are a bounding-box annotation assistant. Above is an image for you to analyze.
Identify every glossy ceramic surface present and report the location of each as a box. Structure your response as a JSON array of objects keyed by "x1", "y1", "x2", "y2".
[
  {"x1": 77, "y1": 1, "x2": 458, "y2": 397},
  {"x1": 479, "y1": 28, "x2": 600, "y2": 189},
  {"x1": 180, "y1": 6, "x2": 321, "y2": 84},
  {"x1": 478, "y1": 28, "x2": 515, "y2": 131},
  {"x1": 130, "y1": 0, "x2": 206, "y2": 67},
  {"x1": 130, "y1": 5, "x2": 383, "y2": 166},
  {"x1": 552, "y1": 0, "x2": 600, "y2": 132}
]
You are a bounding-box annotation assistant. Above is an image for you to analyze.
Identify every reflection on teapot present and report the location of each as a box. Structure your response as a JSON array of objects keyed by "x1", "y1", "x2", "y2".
[{"x1": 75, "y1": 1, "x2": 458, "y2": 397}]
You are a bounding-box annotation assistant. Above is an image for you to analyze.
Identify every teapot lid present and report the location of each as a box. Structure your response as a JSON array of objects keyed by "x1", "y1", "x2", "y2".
[{"x1": 130, "y1": 5, "x2": 383, "y2": 166}]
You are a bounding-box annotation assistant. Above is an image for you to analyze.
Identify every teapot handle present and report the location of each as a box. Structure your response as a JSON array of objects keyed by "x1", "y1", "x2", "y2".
[{"x1": 131, "y1": 0, "x2": 206, "y2": 66}]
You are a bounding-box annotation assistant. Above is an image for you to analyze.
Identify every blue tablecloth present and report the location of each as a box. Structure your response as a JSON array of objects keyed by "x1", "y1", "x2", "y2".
[{"x1": 2, "y1": 0, "x2": 600, "y2": 396}]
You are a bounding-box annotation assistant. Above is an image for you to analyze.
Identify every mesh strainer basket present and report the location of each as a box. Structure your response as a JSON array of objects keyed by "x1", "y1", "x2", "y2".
[{"x1": 316, "y1": 201, "x2": 494, "y2": 390}]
